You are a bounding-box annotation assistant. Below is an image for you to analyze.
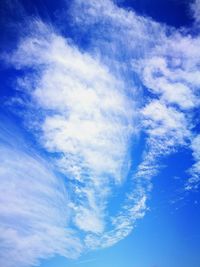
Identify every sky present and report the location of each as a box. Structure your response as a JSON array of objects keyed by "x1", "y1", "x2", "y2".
[{"x1": 0, "y1": 0, "x2": 200, "y2": 267}]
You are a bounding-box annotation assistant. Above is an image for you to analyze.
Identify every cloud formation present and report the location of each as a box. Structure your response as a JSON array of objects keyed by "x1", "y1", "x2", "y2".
[
  {"x1": 70, "y1": 0, "x2": 200, "y2": 187},
  {"x1": 0, "y1": 119, "x2": 82, "y2": 267},
  {"x1": 9, "y1": 19, "x2": 137, "y2": 248},
  {"x1": 191, "y1": 0, "x2": 200, "y2": 24},
  {"x1": 1, "y1": 0, "x2": 200, "y2": 266}
]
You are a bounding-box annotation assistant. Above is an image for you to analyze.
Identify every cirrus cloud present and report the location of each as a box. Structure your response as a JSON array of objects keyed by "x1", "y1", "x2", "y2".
[{"x1": 1, "y1": 0, "x2": 200, "y2": 266}]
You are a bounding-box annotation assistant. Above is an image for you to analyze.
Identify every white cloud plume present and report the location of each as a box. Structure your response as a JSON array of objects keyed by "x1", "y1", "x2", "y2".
[{"x1": 9, "y1": 18, "x2": 138, "y2": 245}]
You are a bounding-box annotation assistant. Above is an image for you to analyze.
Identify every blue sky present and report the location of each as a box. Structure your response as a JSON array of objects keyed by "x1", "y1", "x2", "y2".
[{"x1": 0, "y1": 1, "x2": 200, "y2": 267}]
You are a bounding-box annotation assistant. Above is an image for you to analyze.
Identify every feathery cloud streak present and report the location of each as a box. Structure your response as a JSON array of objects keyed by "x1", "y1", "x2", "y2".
[{"x1": 0, "y1": 119, "x2": 82, "y2": 267}]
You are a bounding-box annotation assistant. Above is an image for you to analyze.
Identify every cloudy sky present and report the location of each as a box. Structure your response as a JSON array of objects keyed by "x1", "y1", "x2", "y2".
[{"x1": 0, "y1": 0, "x2": 200, "y2": 266}]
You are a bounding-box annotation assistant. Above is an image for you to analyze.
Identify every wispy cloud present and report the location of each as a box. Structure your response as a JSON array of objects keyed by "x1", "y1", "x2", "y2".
[
  {"x1": 75, "y1": 258, "x2": 97, "y2": 264},
  {"x1": 185, "y1": 135, "x2": 200, "y2": 190},
  {"x1": 134, "y1": 29, "x2": 200, "y2": 188},
  {"x1": 0, "y1": 119, "x2": 82, "y2": 267},
  {"x1": 191, "y1": 0, "x2": 200, "y2": 25},
  {"x1": 1, "y1": 0, "x2": 200, "y2": 266}
]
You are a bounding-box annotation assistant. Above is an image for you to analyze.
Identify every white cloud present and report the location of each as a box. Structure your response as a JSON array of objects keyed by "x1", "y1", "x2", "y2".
[
  {"x1": 133, "y1": 32, "x2": 200, "y2": 186},
  {"x1": 9, "y1": 19, "x2": 137, "y2": 242},
  {"x1": 0, "y1": 121, "x2": 82, "y2": 267},
  {"x1": 141, "y1": 100, "x2": 190, "y2": 141},
  {"x1": 134, "y1": 56, "x2": 197, "y2": 110},
  {"x1": 71, "y1": 0, "x2": 200, "y2": 192},
  {"x1": 3, "y1": 0, "x2": 200, "y2": 264},
  {"x1": 133, "y1": 31, "x2": 200, "y2": 109},
  {"x1": 191, "y1": 0, "x2": 200, "y2": 24},
  {"x1": 185, "y1": 135, "x2": 200, "y2": 190},
  {"x1": 134, "y1": 99, "x2": 191, "y2": 183},
  {"x1": 84, "y1": 188, "x2": 147, "y2": 249},
  {"x1": 70, "y1": 0, "x2": 165, "y2": 75}
]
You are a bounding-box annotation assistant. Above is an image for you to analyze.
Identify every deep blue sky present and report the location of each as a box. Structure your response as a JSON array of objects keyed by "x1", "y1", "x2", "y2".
[{"x1": 120, "y1": 0, "x2": 193, "y2": 27}]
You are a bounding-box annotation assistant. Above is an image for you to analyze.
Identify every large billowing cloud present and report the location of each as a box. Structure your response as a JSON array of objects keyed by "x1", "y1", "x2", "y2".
[{"x1": 1, "y1": 0, "x2": 200, "y2": 266}]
